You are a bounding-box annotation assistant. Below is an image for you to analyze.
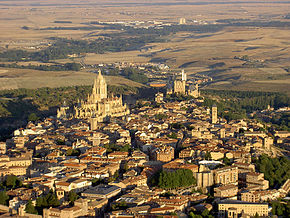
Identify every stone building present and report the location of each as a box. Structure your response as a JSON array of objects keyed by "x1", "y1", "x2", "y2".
[
  {"x1": 43, "y1": 198, "x2": 88, "y2": 218},
  {"x1": 56, "y1": 102, "x2": 70, "y2": 120},
  {"x1": 152, "y1": 145, "x2": 174, "y2": 162},
  {"x1": 174, "y1": 79, "x2": 186, "y2": 94},
  {"x1": 218, "y1": 200, "x2": 268, "y2": 217},
  {"x1": 195, "y1": 165, "x2": 214, "y2": 192},
  {"x1": 188, "y1": 84, "x2": 200, "y2": 98},
  {"x1": 214, "y1": 184, "x2": 238, "y2": 198},
  {"x1": 212, "y1": 105, "x2": 218, "y2": 124},
  {"x1": 73, "y1": 70, "x2": 129, "y2": 123},
  {"x1": 213, "y1": 166, "x2": 238, "y2": 186},
  {"x1": 167, "y1": 70, "x2": 199, "y2": 97},
  {"x1": 263, "y1": 137, "x2": 273, "y2": 150},
  {"x1": 241, "y1": 190, "x2": 280, "y2": 203},
  {"x1": 0, "y1": 142, "x2": 6, "y2": 154},
  {"x1": 155, "y1": 92, "x2": 164, "y2": 103},
  {"x1": 246, "y1": 172, "x2": 269, "y2": 190}
]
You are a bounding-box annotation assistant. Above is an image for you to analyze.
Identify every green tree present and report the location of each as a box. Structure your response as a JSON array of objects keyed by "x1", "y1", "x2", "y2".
[
  {"x1": 46, "y1": 191, "x2": 60, "y2": 207},
  {"x1": 253, "y1": 154, "x2": 290, "y2": 188},
  {"x1": 3, "y1": 175, "x2": 22, "y2": 189},
  {"x1": 66, "y1": 148, "x2": 80, "y2": 156},
  {"x1": 25, "y1": 200, "x2": 38, "y2": 214},
  {"x1": 68, "y1": 190, "x2": 78, "y2": 204},
  {"x1": 0, "y1": 191, "x2": 9, "y2": 205},
  {"x1": 157, "y1": 169, "x2": 196, "y2": 189},
  {"x1": 28, "y1": 113, "x2": 39, "y2": 122},
  {"x1": 205, "y1": 152, "x2": 212, "y2": 160},
  {"x1": 222, "y1": 157, "x2": 231, "y2": 166},
  {"x1": 108, "y1": 171, "x2": 120, "y2": 182},
  {"x1": 91, "y1": 178, "x2": 104, "y2": 186},
  {"x1": 111, "y1": 201, "x2": 128, "y2": 211},
  {"x1": 167, "y1": 132, "x2": 178, "y2": 139},
  {"x1": 35, "y1": 190, "x2": 60, "y2": 215}
]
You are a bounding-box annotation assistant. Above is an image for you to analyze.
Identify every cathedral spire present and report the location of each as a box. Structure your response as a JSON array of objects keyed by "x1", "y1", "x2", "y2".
[{"x1": 90, "y1": 69, "x2": 108, "y2": 102}]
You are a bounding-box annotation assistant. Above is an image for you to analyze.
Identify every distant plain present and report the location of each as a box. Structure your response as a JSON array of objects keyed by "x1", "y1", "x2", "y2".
[{"x1": 0, "y1": 0, "x2": 289, "y2": 93}]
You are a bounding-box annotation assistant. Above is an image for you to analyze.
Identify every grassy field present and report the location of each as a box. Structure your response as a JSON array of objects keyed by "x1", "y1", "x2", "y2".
[
  {"x1": 0, "y1": 0, "x2": 289, "y2": 93},
  {"x1": 0, "y1": 68, "x2": 144, "y2": 90}
]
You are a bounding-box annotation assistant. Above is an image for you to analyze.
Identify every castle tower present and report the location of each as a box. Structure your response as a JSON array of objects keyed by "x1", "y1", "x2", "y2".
[
  {"x1": 92, "y1": 70, "x2": 107, "y2": 102},
  {"x1": 181, "y1": 69, "x2": 187, "y2": 81},
  {"x1": 174, "y1": 80, "x2": 186, "y2": 94},
  {"x1": 212, "y1": 105, "x2": 218, "y2": 124}
]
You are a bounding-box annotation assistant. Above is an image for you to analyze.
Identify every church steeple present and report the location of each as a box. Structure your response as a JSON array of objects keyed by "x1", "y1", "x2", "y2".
[{"x1": 91, "y1": 70, "x2": 107, "y2": 103}]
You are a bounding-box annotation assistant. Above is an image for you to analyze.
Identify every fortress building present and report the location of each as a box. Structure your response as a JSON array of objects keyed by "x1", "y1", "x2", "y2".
[
  {"x1": 73, "y1": 70, "x2": 130, "y2": 123},
  {"x1": 173, "y1": 69, "x2": 187, "y2": 94},
  {"x1": 167, "y1": 69, "x2": 200, "y2": 98}
]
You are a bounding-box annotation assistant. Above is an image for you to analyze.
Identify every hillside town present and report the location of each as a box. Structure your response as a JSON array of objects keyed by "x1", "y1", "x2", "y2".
[{"x1": 0, "y1": 71, "x2": 289, "y2": 218}]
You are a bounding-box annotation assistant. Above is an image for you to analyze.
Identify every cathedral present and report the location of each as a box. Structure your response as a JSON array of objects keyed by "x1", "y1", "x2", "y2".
[{"x1": 73, "y1": 70, "x2": 130, "y2": 123}]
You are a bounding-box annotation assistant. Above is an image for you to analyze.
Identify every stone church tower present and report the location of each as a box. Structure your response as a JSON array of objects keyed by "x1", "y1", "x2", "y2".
[{"x1": 90, "y1": 70, "x2": 107, "y2": 103}]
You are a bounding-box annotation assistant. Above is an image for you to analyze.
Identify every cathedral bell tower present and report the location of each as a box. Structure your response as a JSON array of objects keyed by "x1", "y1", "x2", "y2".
[{"x1": 91, "y1": 70, "x2": 107, "y2": 102}]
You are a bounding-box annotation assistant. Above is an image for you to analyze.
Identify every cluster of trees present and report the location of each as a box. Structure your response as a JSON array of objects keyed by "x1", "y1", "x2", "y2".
[
  {"x1": 0, "y1": 35, "x2": 160, "y2": 62},
  {"x1": 270, "y1": 200, "x2": 290, "y2": 217},
  {"x1": 28, "y1": 190, "x2": 79, "y2": 214},
  {"x1": 104, "y1": 144, "x2": 131, "y2": 153},
  {"x1": 0, "y1": 62, "x2": 81, "y2": 71},
  {"x1": 0, "y1": 86, "x2": 90, "y2": 119},
  {"x1": 252, "y1": 154, "x2": 290, "y2": 188},
  {"x1": 268, "y1": 112, "x2": 290, "y2": 131},
  {"x1": 167, "y1": 132, "x2": 178, "y2": 139},
  {"x1": 0, "y1": 176, "x2": 23, "y2": 206},
  {"x1": 0, "y1": 175, "x2": 23, "y2": 190},
  {"x1": 170, "y1": 122, "x2": 185, "y2": 130},
  {"x1": 201, "y1": 90, "x2": 290, "y2": 121},
  {"x1": 151, "y1": 169, "x2": 196, "y2": 189},
  {"x1": 25, "y1": 200, "x2": 38, "y2": 214},
  {"x1": 91, "y1": 178, "x2": 105, "y2": 187},
  {"x1": 66, "y1": 148, "x2": 81, "y2": 156},
  {"x1": 229, "y1": 20, "x2": 290, "y2": 28},
  {"x1": 167, "y1": 93, "x2": 196, "y2": 102},
  {"x1": 155, "y1": 113, "x2": 168, "y2": 120},
  {"x1": 216, "y1": 19, "x2": 290, "y2": 27},
  {"x1": 34, "y1": 190, "x2": 60, "y2": 214},
  {"x1": 0, "y1": 191, "x2": 9, "y2": 206},
  {"x1": 111, "y1": 201, "x2": 129, "y2": 211},
  {"x1": 121, "y1": 67, "x2": 148, "y2": 84},
  {"x1": 68, "y1": 190, "x2": 79, "y2": 205},
  {"x1": 188, "y1": 209, "x2": 214, "y2": 218}
]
